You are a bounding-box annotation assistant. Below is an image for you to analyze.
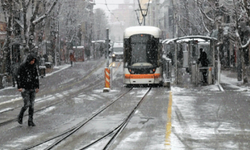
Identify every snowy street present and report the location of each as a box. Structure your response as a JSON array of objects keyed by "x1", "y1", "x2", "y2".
[
  {"x1": 0, "y1": 58, "x2": 250, "y2": 149},
  {"x1": 0, "y1": 0, "x2": 250, "y2": 149}
]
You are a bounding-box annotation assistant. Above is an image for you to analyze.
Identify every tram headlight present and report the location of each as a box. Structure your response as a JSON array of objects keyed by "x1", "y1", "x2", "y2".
[
  {"x1": 150, "y1": 69, "x2": 156, "y2": 73},
  {"x1": 129, "y1": 69, "x2": 134, "y2": 74},
  {"x1": 112, "y1": 53, "x2": 116, "y2": 57}
]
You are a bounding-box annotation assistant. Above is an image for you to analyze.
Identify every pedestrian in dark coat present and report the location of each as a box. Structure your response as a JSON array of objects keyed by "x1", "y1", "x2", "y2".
[
  {"x1": 197, "y1": 48, "x2": 209, "y2": 84},
  {"x1": 70, "y1": 52, "x2": 75, "y2": 67},
  {"x1": 16, "y1": 53, "x2": 39, "y2": 126}
]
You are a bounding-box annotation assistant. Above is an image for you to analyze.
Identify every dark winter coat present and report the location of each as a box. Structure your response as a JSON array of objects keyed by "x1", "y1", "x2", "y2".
[
  {"x1": 198, "y1": 51, "x2": 209, "y2": 67},
  {"x1": 16, "y1": 54, "x2": 39, "y2": 90}
]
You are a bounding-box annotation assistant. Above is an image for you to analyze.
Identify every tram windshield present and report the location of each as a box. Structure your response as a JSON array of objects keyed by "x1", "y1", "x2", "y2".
[{"x1": 129, "y1": 34, "x2": 158, "y2": 66}]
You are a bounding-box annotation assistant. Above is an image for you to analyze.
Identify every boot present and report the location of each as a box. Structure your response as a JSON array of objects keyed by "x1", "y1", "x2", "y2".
[
  {"x1": 17, "y1": 116, "x2": 22, "y2": 124},
  {"x1": 28, "y1": 108, "x2": 36, "y2": 127},
  {"x1": 28, "y1": 121, "x2": 36, "y2": 127},
  {"x1": 17, "y1": 107, "x2": 25, "y2": 124}
]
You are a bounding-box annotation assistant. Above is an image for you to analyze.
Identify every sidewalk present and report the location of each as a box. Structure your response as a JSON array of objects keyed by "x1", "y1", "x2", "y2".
[{"x1": 220, "y1": 68, "x2": 250, "y2": 90}]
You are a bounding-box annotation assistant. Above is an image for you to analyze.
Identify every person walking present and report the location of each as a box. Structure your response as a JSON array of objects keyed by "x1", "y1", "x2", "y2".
[
  {"x1": 197, "y1": 48, "x2": 209, "y2": 84},
  {"x1": 70, "y1": 52, "x2": 75, "y2": 67},
  {"x1": 16, "y1": 53, "x2": 39, "y2": 126}
]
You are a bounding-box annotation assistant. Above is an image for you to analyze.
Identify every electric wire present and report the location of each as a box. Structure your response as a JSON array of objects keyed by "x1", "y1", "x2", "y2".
[
  {"x1": 104, "y1": 0, "x2": 123, "y2": 30},
  {"x1": 136, "y1": 0, "x2": 150, "y2": 26},
  {"x1": 95, "y1": 3, "x2": 134, "y2": 5}
]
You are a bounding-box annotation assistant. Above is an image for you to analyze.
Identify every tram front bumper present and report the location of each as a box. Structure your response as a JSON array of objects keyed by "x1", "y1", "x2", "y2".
[{"x1": 124, "y1": 74, "x2": 162, "y2": 84}]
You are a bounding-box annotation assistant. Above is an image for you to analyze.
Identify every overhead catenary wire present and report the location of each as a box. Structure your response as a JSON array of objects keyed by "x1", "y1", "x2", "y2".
[
  {"x1": 96, "y1": 3, "x2": 134, "y2": 5},
  {"x1": 104, "y1": 0, "x2": 123, "y2": 30},
  {"x1": 135, "y1": 9, "x2": 143, "y2": 26},
  {"x1": 136, "y1": 0, "x2": 150, "y2": 26}
]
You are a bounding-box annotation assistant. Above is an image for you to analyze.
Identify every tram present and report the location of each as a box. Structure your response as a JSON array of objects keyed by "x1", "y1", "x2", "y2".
[{"x1": 123, "y1": 26, "x2": 164, "y2": 86}]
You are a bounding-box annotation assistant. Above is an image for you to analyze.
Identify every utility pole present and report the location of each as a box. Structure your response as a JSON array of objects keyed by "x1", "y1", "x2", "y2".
[
  {"x1": 103, "y1": 28, "x2": 110, "y2": 92},
  {"x1": 106, "y1": 28, "x2": 109, "y2": 67}
]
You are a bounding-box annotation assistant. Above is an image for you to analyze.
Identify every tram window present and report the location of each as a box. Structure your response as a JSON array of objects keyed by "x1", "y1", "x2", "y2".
[
  {"x1": 124, "y1": 40, "x2": 129, "y2": 62},
  {"x1": 129, "y1": 35, "x2": 158, "y2": 66},
  {"x1": 131, "y1": 44, "x2": 147, "y2": 64},
  {"x1": 146, "y1": 40, "x2": 158, "y2": 62}
]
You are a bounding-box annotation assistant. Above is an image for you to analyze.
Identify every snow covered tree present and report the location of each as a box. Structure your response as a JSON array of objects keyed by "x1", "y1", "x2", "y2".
[
  {"x1": 93, "y1": 8, "x2": 108, "y2": 41},
  {"x1": 0, "y1": 0, "x2": 58, "y2": 88},
  {"x1": 197, "y1": 0, "x2": 250, "y2": 84}
]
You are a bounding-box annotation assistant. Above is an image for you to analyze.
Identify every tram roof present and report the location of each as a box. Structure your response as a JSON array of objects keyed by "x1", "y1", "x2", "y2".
[
  {"x1": 162, "y1": 35, "x2": 217, "y2": 44},
  {"x1": 124, "y1": 26, "x2": 161, "y2": 38}
]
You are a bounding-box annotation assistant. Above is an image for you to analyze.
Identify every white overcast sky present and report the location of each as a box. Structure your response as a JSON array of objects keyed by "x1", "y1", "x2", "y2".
[{"x1": 94, "y1": 0, "x2": 133, "y2": 11}]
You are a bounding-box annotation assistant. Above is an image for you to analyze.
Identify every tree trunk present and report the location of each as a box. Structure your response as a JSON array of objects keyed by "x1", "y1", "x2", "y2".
[
  {"x1": 0, "y1": 0, "x2": 13, "y2": 88},
  {"x1": 244, "y1": 0, "x2": 250, "y2": 84},
  {"x1": 242, "y1": 49, "x2": 248, "y2": 84},
  {"x1": 0, "y1": 75, "x2": 3, "y2": 89}
]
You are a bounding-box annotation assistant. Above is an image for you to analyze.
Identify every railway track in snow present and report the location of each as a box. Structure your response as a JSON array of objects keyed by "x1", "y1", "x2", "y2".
[
  {"x1": 0, "y1": 61, "x2": 106, "y2": 126},
  {"x1": 25, "y1": 87, "x2": 152, "y2": 150}
]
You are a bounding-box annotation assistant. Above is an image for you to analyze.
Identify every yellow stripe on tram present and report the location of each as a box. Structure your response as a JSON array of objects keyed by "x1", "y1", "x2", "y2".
[{"x1": 165, "y1": 91, "x2": 172, "y2": 149}]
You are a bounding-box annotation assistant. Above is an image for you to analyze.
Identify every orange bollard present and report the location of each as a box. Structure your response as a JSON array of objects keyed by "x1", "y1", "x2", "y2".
[{"x1": 103, "y1": 67, "x2": 110, "y2": 92}]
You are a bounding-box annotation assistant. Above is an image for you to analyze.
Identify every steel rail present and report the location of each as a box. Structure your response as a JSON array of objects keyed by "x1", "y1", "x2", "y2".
[
  {"x1": 102, "y1": 87, "x2": 152, "y2": 150},
  {"x1": 0, "y1": 62, "x2": 105, "y2": 127},
  {"x1": 42, "y1": 88, "x2": 133, "y2": 150}
]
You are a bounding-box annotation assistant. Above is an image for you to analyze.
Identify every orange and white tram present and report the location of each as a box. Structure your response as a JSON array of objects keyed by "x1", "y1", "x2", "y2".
[{"x1": 123, "y1": 26, "x2": 163, "y2": 86}]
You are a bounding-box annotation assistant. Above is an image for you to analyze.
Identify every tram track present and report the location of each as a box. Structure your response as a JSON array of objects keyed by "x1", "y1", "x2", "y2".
[
  {"x1": 102, "y1": 87, "x2": 151, "y2": 150},
  {"x1": 0, "y1": 74, "x2": 105, "y2": 127},
  {"x1": 26, "y1": 87, "x2": 133, "y2": 150},
  {"x1": 25, "y1": 87, "x2": 152, "y2": 150},
  {"x1": 0, "y1": 61, "x2": 104, "y2": 109},
  {"x1": 0, "y1": 61, "x2": 108, "y2": 126},
  {"x1": 0, "y1": 60, "x2": 159, "y2": 150}
]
